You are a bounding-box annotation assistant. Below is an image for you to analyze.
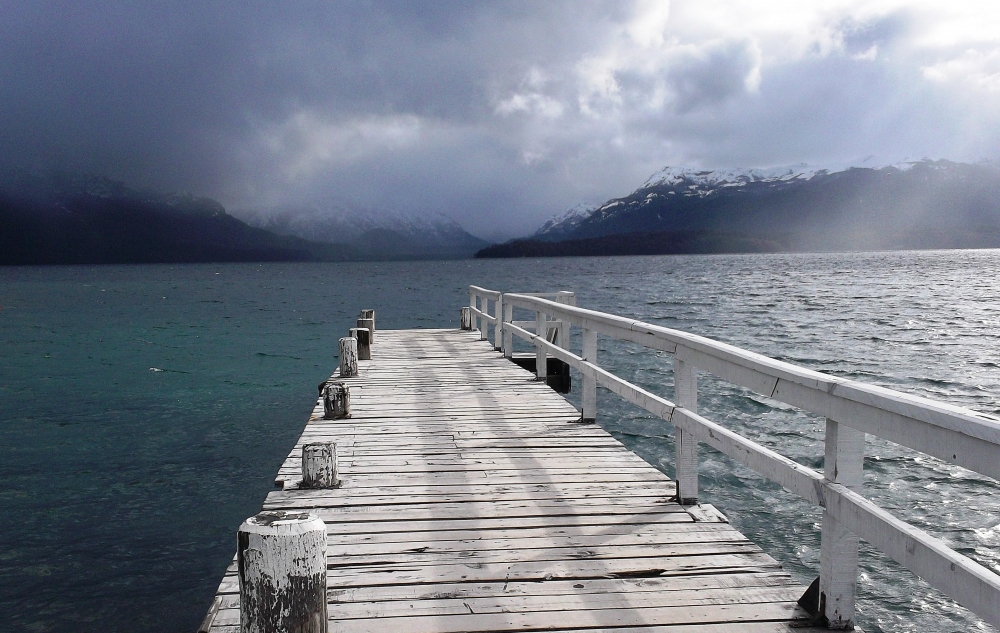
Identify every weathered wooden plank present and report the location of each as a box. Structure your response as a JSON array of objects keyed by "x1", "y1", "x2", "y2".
[{"x1": 324, "y1": 571, "x2": 799, "y2": 603}]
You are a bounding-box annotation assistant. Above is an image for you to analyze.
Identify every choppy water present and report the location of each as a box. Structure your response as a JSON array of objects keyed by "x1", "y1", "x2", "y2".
[{"x1": 2, "y1": 251, "x2": 999, "y2": 632}]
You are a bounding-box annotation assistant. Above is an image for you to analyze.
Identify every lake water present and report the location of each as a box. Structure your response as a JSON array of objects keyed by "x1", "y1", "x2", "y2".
[{"x1": 2, "y1": 251, "x2": 999, "y2": 632}]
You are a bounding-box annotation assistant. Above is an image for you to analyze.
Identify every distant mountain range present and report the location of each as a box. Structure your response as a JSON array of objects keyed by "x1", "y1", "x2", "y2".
[
  {"x1": 477, "y1": 159, "x2": 1000, "y2": 258},
  {"x1": 0, "y1": 174, "x2": 486, "y2": 265},
  {"x1": 0, "y1": 174, "x2": 359, "y2": 265},
  {"x1": 236, "y1": 206, "x2": 488, "y2": 260}
]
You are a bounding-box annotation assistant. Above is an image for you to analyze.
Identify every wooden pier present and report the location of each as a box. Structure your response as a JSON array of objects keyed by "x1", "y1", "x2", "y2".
[{"x1": 201, "y1": 327, "x2": 823, "y2": 633}]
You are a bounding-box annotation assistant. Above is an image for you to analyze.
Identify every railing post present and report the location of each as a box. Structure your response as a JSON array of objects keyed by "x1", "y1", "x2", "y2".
[
  {"x1": 582, "y1": 327, "x2": 597, "y2": 422},
  {"x1": 493, "y1": 294, "x2": 503, "y2": 351},
  {"x1": 534, "y1": 309, "x2": 547, "y2": 381},
  {"x1": 503, "y1": 301, "x2": 513, "y2": 358},
  {"x1": 819, "y1": 419, "x2": 864, "y2": 629},
  {"x1": 469, "y1": 290, "x2": 477, "y2": 334},
  {"x1": 480, "y1": 298, "x2": 488, "y2": 341},
  {"x1": 674, "y1": 358, "x2": 698, "y2": 504}
]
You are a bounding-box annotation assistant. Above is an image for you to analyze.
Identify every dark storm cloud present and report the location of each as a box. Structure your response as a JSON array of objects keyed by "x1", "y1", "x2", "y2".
[{"x1": 2, "y1": 1, "x2": 999, "y2": 239}]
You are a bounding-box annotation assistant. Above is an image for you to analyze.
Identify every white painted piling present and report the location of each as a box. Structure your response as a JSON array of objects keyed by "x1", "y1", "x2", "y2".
[
  {"x1": 237, "y1": 511, "x2": 327, "y2": 633},
  {"x1": 338, "y1": 337, "x2": 358, "y2": 377}
]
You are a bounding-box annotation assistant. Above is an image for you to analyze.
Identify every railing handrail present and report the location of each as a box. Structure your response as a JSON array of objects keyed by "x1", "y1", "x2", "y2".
[
  {"x1": 503, "y1": 292, "x2": 1000, "y2": 478},
  {"x1": 469, "y1": 285, "x2": 502, "y2": 300},
  {"x1": 475, "y1": 285, "x2": 1000, "y2": 630}
]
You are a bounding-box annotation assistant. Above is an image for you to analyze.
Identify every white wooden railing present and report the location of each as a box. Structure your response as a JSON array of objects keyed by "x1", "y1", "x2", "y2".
[{"x1": 465, "y1": 285, "x2": 1000, "y2": 631}]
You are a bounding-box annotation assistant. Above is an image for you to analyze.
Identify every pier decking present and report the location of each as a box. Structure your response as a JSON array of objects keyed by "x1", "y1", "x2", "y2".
[{"x1": 202, "y1": 328, "x2": 821, "y2": 632}]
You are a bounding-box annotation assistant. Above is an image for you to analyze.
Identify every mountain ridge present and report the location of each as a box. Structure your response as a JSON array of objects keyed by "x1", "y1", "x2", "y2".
[
  {"x1": 0, "y1": 173, "x2": 491, "y2": 265},
  {"x1": 0, "y1": 174, "x2": 357, "y2": 265},
  {"x1": 479, "y1": 159, "x2": 1000, "y2": 257}
]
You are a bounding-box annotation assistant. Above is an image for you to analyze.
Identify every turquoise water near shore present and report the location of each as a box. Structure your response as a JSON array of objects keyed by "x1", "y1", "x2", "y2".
[{"x1": 2, "y1": 252, "x2": 999, "y2": 632}]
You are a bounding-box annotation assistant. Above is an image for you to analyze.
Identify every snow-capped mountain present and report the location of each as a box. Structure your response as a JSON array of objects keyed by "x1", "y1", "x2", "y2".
[
  {"x1": 477, "y1": 159, "x2": 1000, "y2": 257},
  {"x1": 236, "y1": 205, "x2": 488, "y2": 259},
  {"x1": 533, "y1": 202, "x2": 594, "y2": 238}
]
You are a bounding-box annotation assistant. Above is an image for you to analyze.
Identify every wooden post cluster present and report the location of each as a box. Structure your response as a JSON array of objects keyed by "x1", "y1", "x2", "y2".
[
  {"x1": 460, "y1": 306, "x2": 472, "y2": 330},
  {"x1": 323, "y1": 382, "x2": 350, "y2": 419},
  {"x1": 237, "y1": 511, "x2": 327, "y2": 633},
  {"x1": 302, "y1": 442, "x2": 339, "y2": 489},
  {"x1": 338, "y1": 337, "x2": 358, "y2": 377},
  {"x1": 350, "y1": 327, "x2": 371, "y2": 361},
  {"x1": 818, "y1": 419, "x2": 865, "y2": 629},
  {"x1": 674, "y1": 358, "x2": 699, "y2": 505}
]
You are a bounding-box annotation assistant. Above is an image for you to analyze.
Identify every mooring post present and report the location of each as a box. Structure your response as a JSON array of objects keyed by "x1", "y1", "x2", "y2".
[
  {"x1": 350, "y1": 327, "x2": 371, "y2": 360},
  {"x1": 493, "y1": 294, "x2": 503, "y2": 351},
  {"x1": 819, "y1": 419, "x2": 865, "y2": 629},
  {"x1": 674, "y1": 358, "x2": 699, "y2": 504},
  {"x1": 238, "y1": 511, "x2": 327, "y2": 633},
  {"x1": 460, "y1": 306, "x2": 472, "y2": 330},
  {"x1": 302, "y1": 442, "x2": 339, "y2": 488},
  {"x1": 359, "y1": 309, "x2": 375, "y2": 333},
  {"x1": 323, "y1": 382, "x2": 350, "y2": 419},
  {"x1": 338, "y1": 337, "x2": 358, "y2": 377},
  {"x1": 356, "y1": 317, "x2": 375, "y2": 344},
  {"x1": 502, "y1": 301, "x2": 513, "y2": 358},
  {"x1": 535, "y1": 309, "x2": 547, "y2": 381},
  {"x1": 582, "y1": 327, "x2": 597, "y2": 421}
]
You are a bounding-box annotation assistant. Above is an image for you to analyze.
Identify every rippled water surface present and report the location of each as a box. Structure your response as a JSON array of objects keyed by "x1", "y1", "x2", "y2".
[{"x1": 2, "y1": 251, "x2": 999, "y2": 632}]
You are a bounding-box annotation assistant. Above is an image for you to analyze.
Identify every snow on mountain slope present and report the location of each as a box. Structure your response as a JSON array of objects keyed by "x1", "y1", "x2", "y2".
[{"x1": 535, "y1": 159, "x2": 971, "y2": 240}]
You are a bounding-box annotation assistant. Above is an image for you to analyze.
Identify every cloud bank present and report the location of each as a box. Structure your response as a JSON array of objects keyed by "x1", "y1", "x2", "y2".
[{"x1": 2, "y1": 0, "x2": 999, "y2": 239}]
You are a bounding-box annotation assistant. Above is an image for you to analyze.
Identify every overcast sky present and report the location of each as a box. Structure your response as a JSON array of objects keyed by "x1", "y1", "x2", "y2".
[{"x1": 3, "y1": 1, "x2": 1000, "y2": 239}]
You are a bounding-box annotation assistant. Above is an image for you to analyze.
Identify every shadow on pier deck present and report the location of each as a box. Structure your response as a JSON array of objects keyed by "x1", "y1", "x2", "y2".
[{"x1": 202, "y1": 328, "x2": 822, "y2": 633}]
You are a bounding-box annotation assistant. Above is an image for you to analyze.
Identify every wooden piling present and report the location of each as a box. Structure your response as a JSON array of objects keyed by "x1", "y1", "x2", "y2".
[
  {"x1": 350, "y1": 327, "x2": 372, "y2": 361},
  {"x1": 301, "y1": 442, "x2": 339, "y2": 488},
  {"x1": 322, "y1": 382, "x2": 350, "y2": 419},
  {"x1": 357, "y1": 318, "x2": 375, "y2": 343},
  {"x1": 237, "y1": 511, "x2": 327, "y2": 633},
  {"x1": 460, "y1": 306, "x2": 472, "y2": 330},
  {"x1": 338, "y1": 337, "x2": 358, "y2": 377},
  {"x1": 359, "y1": 309, "x2": 375, "y2": 332}
]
